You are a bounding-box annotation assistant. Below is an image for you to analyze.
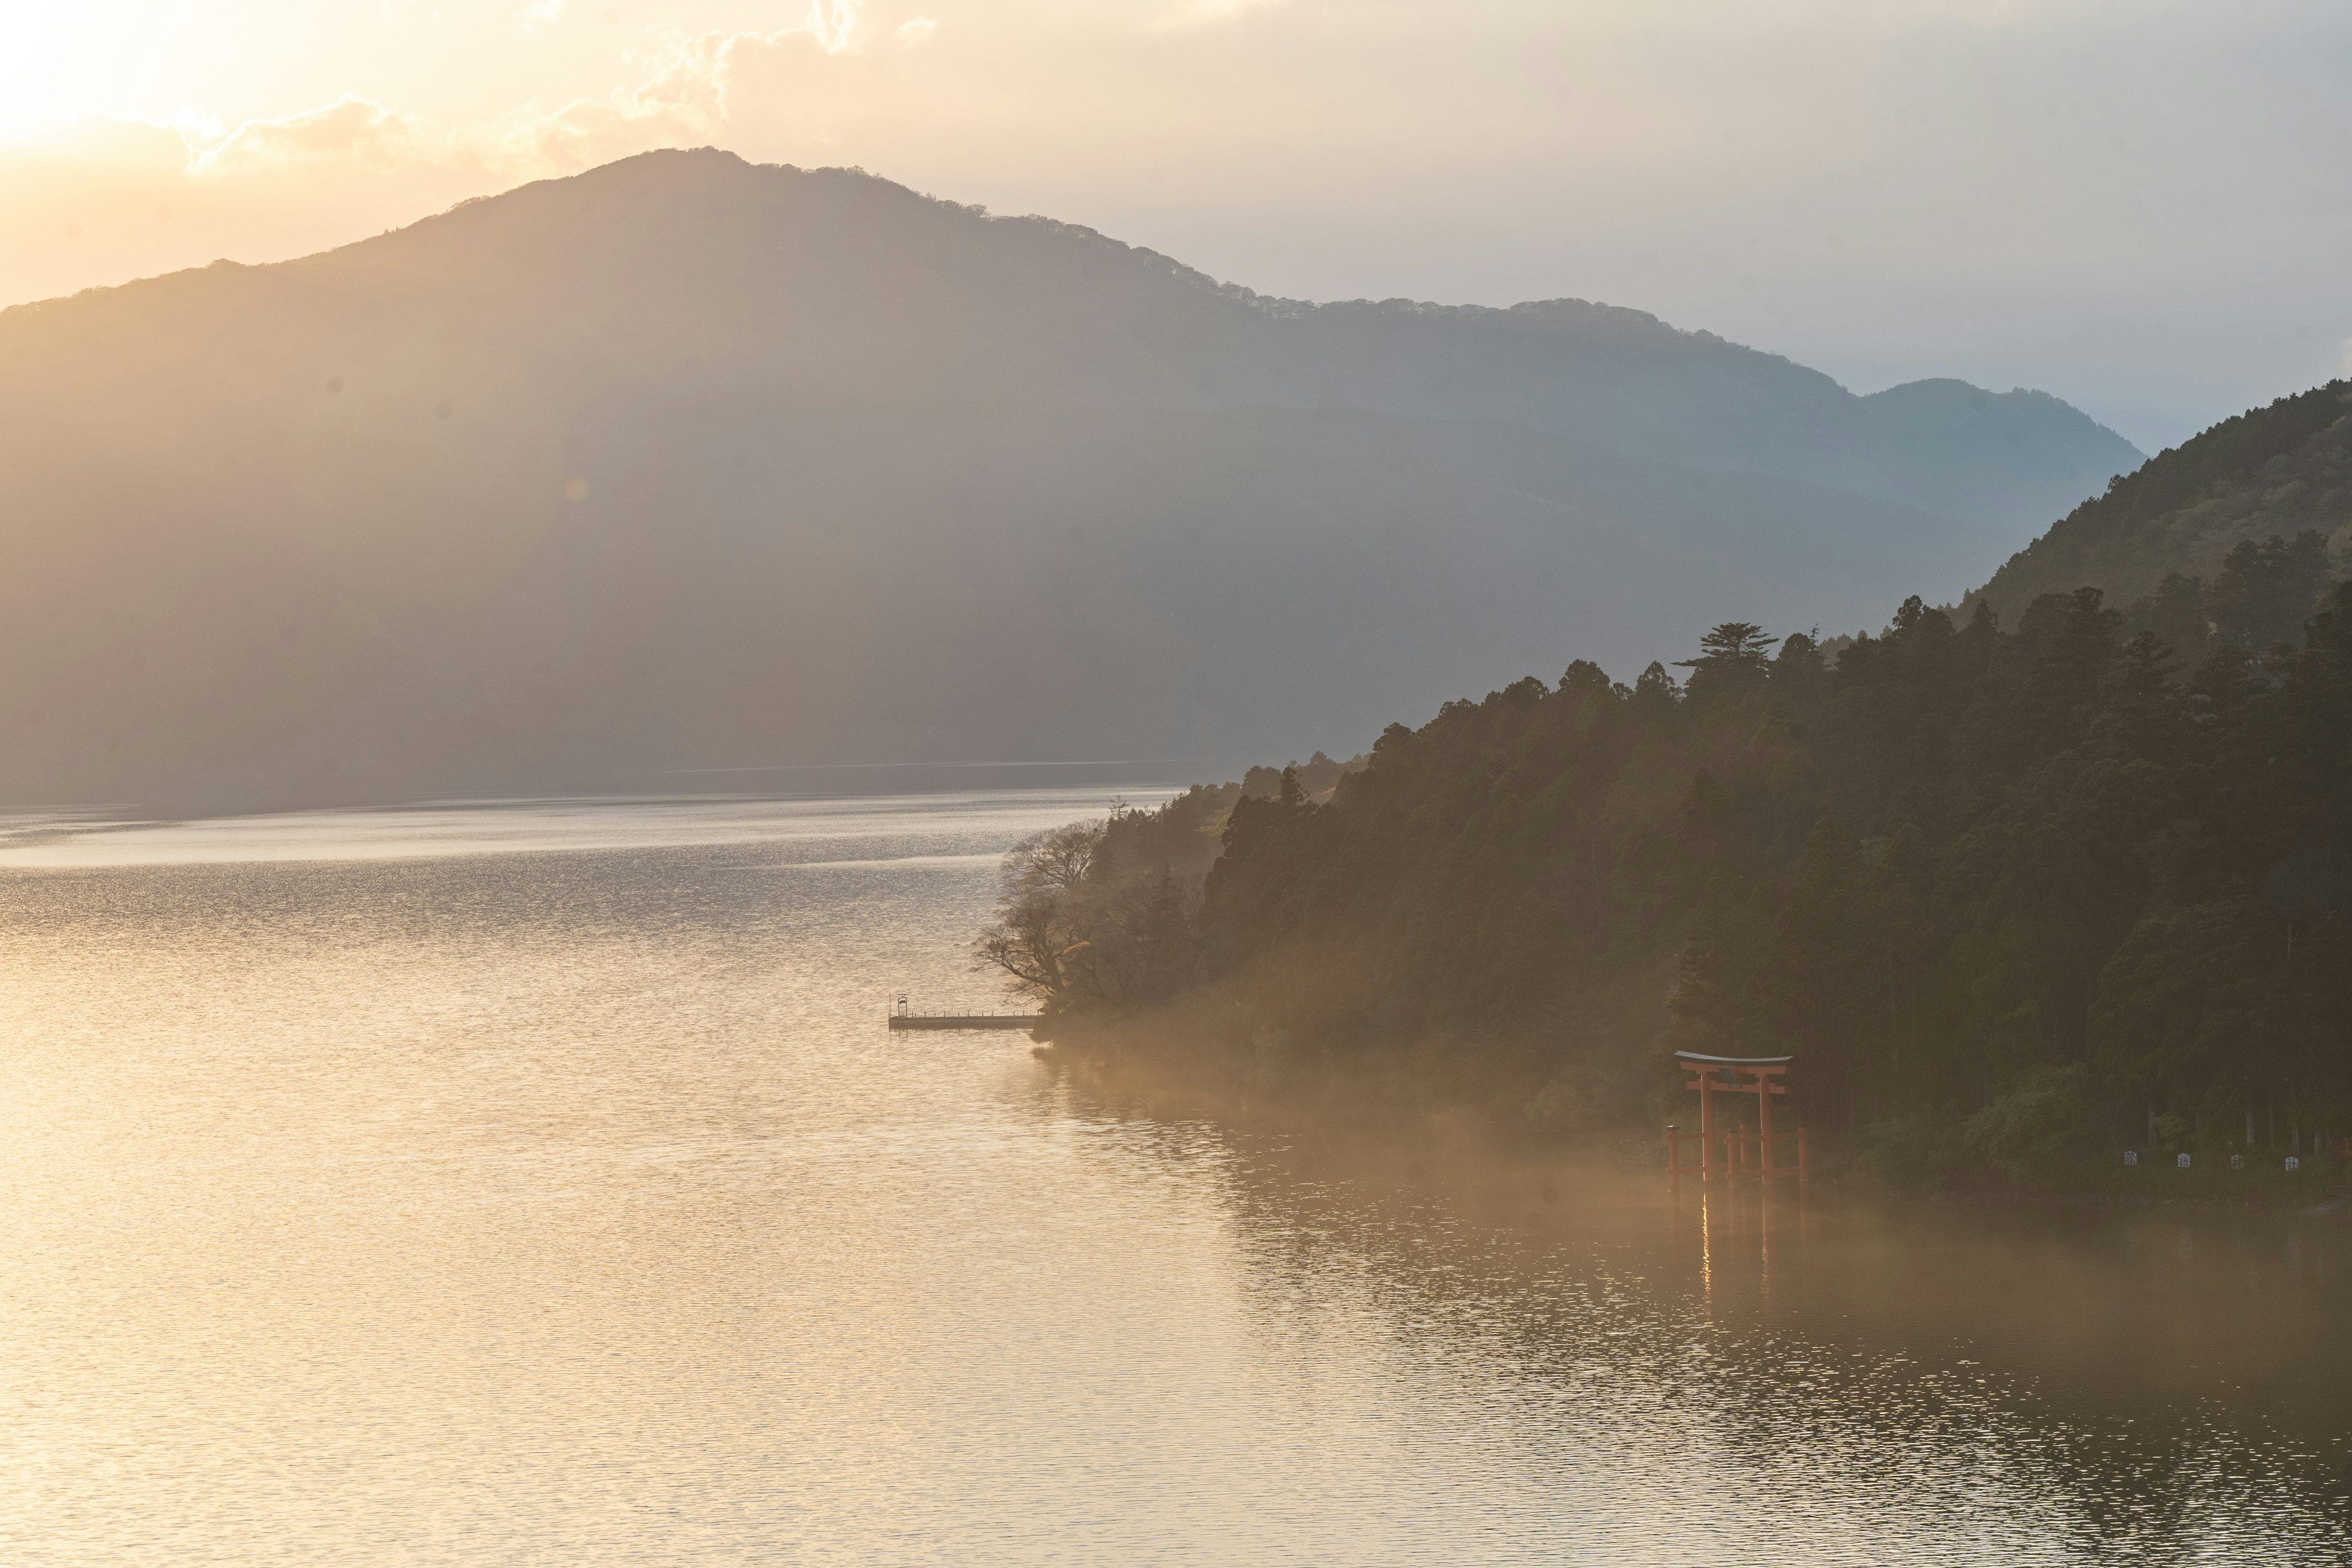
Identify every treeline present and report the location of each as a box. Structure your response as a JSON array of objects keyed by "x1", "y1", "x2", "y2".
[{"x1": 979, "y1": 554, "x2": 2352, "y2": 1185}]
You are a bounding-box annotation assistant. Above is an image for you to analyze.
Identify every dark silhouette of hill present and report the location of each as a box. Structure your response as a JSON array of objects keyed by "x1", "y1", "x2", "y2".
[
  {"x1": 993, "y1": 581, "x2": 2352, "y2": 1188},
  {"x1": 1973, "y1": 380, "x2": 2352, "y2": 631},
  {"x1": 0, "y1": 149, "x2": 2141, "y2": 809}
]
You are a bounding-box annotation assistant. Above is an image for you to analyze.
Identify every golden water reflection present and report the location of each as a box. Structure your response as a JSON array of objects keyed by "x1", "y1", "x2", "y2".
[{"x1": 0, "y1": 793, "x2": 2343, "y2": 1564}]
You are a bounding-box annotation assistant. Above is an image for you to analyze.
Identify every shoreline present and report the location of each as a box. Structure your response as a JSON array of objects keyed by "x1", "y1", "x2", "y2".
[{"x1": 1027, "y1": 1032, "x2": 2352, "y2": 1220}]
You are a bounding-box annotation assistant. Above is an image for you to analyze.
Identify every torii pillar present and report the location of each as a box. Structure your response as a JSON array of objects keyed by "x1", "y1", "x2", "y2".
[{"x1": 1693, "y1": 1062, "x2": 1720, "y2": 1183}]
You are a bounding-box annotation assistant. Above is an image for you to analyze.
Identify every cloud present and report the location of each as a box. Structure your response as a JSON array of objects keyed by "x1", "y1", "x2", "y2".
[
  {"x1": 0, "y1": 0, "x2": 873, "y2": 268},
  {"x1": 194, "y1": 96, "x2": 424, "y2": 176},
  {"x1": 471, "y1": 3, "x2": 872, "y2": 175},
  {"x1": 0, "y1": 110, "x2": 483, "y2": 311},
  {"x1": 895, "y1": 16, "x2": 938, "y2": 48},
  {"x1": 522, "y1": 0, "x2": 566, "y2": 30},
  {"x1": 476, "y1": 31, "x2": 762, "y2": 173},
  {"x1": 803, "y1": 1, "x2": 864, "y2": 53}
]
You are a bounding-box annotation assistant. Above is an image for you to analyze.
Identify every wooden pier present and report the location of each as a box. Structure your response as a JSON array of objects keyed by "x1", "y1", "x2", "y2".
[{"x1": 888, "y1": 996, "x2": 1041, "y2": 1031}]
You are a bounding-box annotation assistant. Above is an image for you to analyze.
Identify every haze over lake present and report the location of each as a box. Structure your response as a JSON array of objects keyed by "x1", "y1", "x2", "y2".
[{"x1": 1, "y1": 790, "x2": 2343, "y2": 1564}]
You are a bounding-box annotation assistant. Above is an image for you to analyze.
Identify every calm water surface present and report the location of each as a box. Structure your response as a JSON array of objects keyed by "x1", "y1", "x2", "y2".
[{"x1": 0, "y1": 790, "x2": 2346, "y2": 1565}]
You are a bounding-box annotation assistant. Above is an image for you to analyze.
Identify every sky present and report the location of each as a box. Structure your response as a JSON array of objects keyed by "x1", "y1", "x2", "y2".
[{"x1": 1, "y1": 0, "x2": 2347, "y2": 451}]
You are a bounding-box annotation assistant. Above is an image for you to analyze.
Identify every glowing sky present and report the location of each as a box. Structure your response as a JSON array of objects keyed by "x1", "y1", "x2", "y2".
[{"x1": 3, "y1": 0, "x2": 2348, "y2": 447}]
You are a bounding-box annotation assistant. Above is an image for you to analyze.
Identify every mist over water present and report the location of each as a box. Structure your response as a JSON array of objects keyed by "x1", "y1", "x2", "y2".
[{"x1": 1, "y1": 790, "x2": 2344, "y2": 1564}]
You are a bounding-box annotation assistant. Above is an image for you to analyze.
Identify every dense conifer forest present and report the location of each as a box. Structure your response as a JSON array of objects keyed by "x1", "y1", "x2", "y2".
[
  {"x1": 1977, "y1": 379, "x2": 2350, "y2": 623},
  {"x1": 981, "y1": 565, "x2": 2352, "y2": 1187}
]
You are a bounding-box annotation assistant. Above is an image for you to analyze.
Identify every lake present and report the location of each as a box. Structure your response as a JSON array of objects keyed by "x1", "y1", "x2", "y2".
[{"x1": 0, "y1": 789, "x2": 2345, "y2": 1564}]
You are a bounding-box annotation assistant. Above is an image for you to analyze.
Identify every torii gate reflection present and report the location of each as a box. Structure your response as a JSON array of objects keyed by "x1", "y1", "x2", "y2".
[{"x1": 1667, "y1": 1051, "x2": 1807, "y2": 1187}]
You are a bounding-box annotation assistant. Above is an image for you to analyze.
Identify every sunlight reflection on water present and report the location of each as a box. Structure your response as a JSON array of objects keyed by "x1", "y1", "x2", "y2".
[{"x1": 0, "y1": 790, "x2": 2343, "y2": 1564}]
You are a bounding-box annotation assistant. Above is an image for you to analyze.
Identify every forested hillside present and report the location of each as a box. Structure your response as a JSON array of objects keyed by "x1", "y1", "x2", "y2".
[
  {"x1": 984, "y1": 579, "x2": 2352, "y2": 1185},
  {"x1": 1975, "y1": 380, "x2": 2351, "y2": 635}
]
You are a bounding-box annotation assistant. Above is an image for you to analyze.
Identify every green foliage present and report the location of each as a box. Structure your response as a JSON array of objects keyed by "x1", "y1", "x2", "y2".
[
  {"x1": 1675, "y1": 621, "x2": 1777, "y2": 699},
  {"x1": 1963, "y1": 1063, "x2": 2095, "y2": 1185},
  {"x1": 1012, "y1": 581, "x2": 2352, "y2": 1179},
  {"x1": 2209, "y1": 532, "x2": 2336, "y2": 651},
  {"x1": 1849, "y1": 1112, "x2": 1970, "y2": 1194},
  {"x1": 1978, "y1": 382, "x2": 2351, "y2": 624},
  {"x1": 973, "y1": 810, "x2": 1207, "y2": 1017}
]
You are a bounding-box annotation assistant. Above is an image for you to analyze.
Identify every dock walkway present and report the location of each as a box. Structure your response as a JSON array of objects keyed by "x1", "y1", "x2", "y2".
[{"x1": 888, "y1": 1011, "x2": 1041, "y2": 1031}]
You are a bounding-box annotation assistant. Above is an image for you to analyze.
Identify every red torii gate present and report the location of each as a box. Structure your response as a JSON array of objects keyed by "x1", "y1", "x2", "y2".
[{"x1": 1667, "y1": 1051, "x2": 1806, "y2": 1185}]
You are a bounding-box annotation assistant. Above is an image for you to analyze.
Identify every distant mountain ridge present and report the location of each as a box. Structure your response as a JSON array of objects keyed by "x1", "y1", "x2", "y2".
[
  {"x1": 0, "y1": 148, "x2": 2141, "y2": 809},
  {"x1": 4, "y1": 149, "x2": 2136, "y2": 533}
]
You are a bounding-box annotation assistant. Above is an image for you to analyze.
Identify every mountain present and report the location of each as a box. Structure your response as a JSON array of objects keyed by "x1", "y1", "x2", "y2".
[
  {"x1": 0, "y1": 148, "x2": 2140, "y2": 810},
  {"x1": 1972, "y1": 379, "x2": 2352, "y2": 635}
]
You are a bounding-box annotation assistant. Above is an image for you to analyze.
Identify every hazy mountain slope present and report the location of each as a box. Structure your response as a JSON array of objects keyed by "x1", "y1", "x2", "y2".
[
  {"x1": 2, "y1": 149, "x2": 2135, "y2": 526},
  {"x1": 1238, "y1": 311, "x2": 2140, "y2": 533},
  {"x1": 0, "y1": 394, "x2": 1994, "y2": 808},
  {"x1": 0, "y1": 149, "x2": 2122, "y2": 808},
  {"x1": 1973, "y1": 380, "x2": 2352, "y2": 624}
]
